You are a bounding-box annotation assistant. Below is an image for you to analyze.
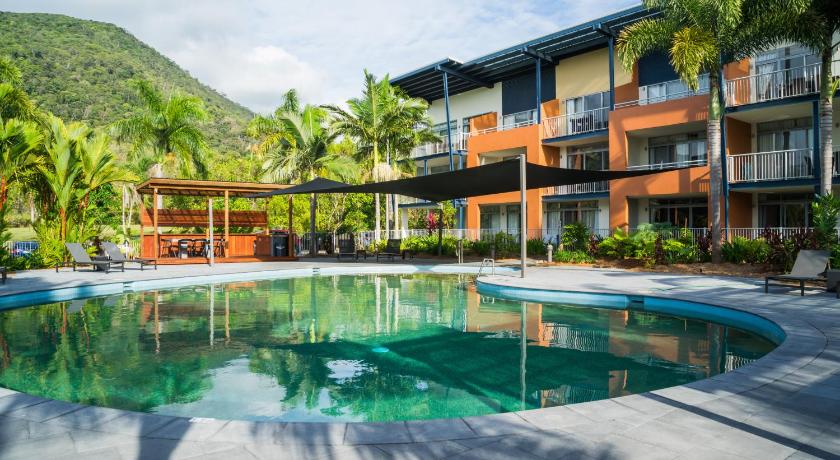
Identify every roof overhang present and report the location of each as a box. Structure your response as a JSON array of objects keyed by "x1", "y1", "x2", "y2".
[{"x1": 136, "y1": 178, "x2": 290, "y2": 197}]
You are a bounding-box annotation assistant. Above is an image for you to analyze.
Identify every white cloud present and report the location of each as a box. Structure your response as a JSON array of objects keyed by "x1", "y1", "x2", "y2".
[{"x1": 0, "y1": 0, "x2": 640, "y2": 112}]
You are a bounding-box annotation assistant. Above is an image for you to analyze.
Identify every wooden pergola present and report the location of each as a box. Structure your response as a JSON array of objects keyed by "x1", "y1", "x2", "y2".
[{"x1": 136, "y1": 178, "x2": 296, "y2": 264}]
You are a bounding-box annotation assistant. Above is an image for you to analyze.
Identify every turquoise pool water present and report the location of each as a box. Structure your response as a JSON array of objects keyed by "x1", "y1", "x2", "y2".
[{"x1": 0, "y1": 274, "x2": 775, "y2": 422}]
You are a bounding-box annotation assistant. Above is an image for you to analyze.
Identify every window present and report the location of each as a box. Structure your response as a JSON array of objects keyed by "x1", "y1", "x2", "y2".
[
  {"x1": 564, "y1": 91, "x2": 609, "y2": 115},
  {"x1": 567, "y1": 143, "x2": 608, "y2": 171},
  {"x1": 432, "y1": 121, "x2": 457, "y2": 137},
  {"x1": 506, "y1": 205, "x2": 521, "y2": 234},
  {"x1": 640, "y1": 74, "x2": 709, "y2": 104},
  {"x1": 648, "y1": 132, "x2": 707, "y2": 166},
  {"x1": 753, "y1": 45, "x2": 820, "y2": 101},
  {"x1": 544, "y1": 201, "x2": 599, "y2": 231},
  {"x1": 758, "y1": 193, "x2": 812, "y2": 227},
  {"x1": 501, "y1": 109, "x2": 536, "y2": 129},
  {"x1": 757, "y1": 117, "x2": 813, "y2": 152},
  {"x1": 564, "y1": 92, "x2": 609, "y2": 134},
  {"x1": 649, "y1": 198, "x2": 708, "y2": 228},
  {"x1": 480, "y1": 205, "x2": 501, "y2": 231}
]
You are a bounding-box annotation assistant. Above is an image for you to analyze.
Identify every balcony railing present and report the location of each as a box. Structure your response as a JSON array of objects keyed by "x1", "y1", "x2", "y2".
[
  {"x1": 626, "y1": 158, "x2": 707, "y2": 171},
  {"x1": 472, "y1": 110, "x2": 536, "y2": 136},
  {"x1": 409, "y1": 132, "x2": 469, "y2": 159},
  {"x1": 725, "y1": 63, "x2": 820, "y2": 106},
  {"x1": 543, "y1": 180, "x2": 609, "y2": 196},
  {"x1": 542, "y1": 107, "x2": 609, "y2": 139},
  {"x1": 615, "y1": 75, "x2": 709, "y2": 109},
  {"x1": 833, "y1": 151, "x2": 840, "y2": 176},
  {"x1": 727, "y1": 149, "x2": 813, "y2": 183}
]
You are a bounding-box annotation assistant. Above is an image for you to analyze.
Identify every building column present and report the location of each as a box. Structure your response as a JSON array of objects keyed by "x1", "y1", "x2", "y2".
[
  {"x1": 608, "y1": 36, "x2": 616, "y2": 111},
  {"x1": 535, "y1": 59, "x2": 542, "y2": 124}
]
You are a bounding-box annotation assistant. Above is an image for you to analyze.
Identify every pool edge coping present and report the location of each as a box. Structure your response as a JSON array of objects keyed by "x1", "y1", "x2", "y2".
[{"x1": 0, "y1": 265, "x2": 827, "y2": 448}]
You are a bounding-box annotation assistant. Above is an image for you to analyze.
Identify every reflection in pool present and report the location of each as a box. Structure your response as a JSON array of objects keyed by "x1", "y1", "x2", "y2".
[{"x1": 0, "y1": 274, "x2": 775, "y2": 422}]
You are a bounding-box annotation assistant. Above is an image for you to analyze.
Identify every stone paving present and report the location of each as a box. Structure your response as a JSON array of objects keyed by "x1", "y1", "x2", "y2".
[{"x1": 0, "y1": 263, "x2": 838, "y2": 459}]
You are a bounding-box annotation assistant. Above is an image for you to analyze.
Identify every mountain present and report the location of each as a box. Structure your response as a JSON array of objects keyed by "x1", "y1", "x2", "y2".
[{"x1": 0, "y1": 11, "x2": 254, "y2": 154}]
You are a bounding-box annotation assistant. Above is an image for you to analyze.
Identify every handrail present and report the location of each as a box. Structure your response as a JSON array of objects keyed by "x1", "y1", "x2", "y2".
[
  {"x1": 626, "y1": 158, "x2": 707, "y2": 171},
  {"x1": 727, "y1": 148, "x2": 813, "y2": 183},
  {"x1": 542, "y1": 107, "x2": 609, "y2": 138},
  {"x1": 725, "y1": 63, "x2": 821, "y2": 106},
  {"x1": 478, "y1": 258, "x2": 495, "y2": 277}
]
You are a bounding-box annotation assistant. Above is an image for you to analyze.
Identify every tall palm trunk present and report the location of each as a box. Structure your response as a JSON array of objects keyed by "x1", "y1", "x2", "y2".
[
  {"x1": 820, "y1": 47, "x2": 834, "y2": 195},
  {"x1": 309, "y1": 193, "x2": 317, "y2": 257},
  {"x1": 708, "y1": 71, "x2": 723, "y2": 263}
]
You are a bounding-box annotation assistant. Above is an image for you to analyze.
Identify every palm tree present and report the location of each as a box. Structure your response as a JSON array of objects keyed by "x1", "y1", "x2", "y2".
[
  {"x1": 39, "y1": 115, "x2": 86, "y2": 240},
  {"x1": 248, "y1": 90, "x2": 357, "y2": 255},
  {"x1": 0, "y1": 117, "x2": 42, "y2": 234},
  {"x1": 785, "y1": 1, "x2": 840, "y2": 195},
  {"x1": 617, "y1": 0, "x2": 806, "y2": 262},
  {"x1": 328, "y1": 71, "x2": 434, "y2": 239},
  {"x1": 0, "y1": 56, "x2": 38, "y2": 121},
  {"x1": 77, "y1": 131, "x2": 137, "y2": 229},
  {"x1": 112, "y1": 79, "x2": 209, "y2": 179}
]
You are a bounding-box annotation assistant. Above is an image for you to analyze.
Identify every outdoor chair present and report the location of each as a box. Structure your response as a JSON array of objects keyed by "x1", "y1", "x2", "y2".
[
  {"x1": 336, "y1": 236, "x2": 359, "y2": 261},
  {"x1": 765, "y1": 249, "x2": 829, "y2": 296},
  {"x1": 0, "y1": 266, "x2": 6, "y2": 284},
  {"x1": 101, "y1": 242, "x2": 157, "y2": 271},
  {"x1": 61, "y1": 243, "x2": 124, "y2": 273},
  {"x1": 376, "y1": 239, "x2": 402, "y2": 262}
]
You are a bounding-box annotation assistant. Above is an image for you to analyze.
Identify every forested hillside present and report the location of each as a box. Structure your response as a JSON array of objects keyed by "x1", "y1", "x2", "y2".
[{"x1": 0, "y1": 11, "x2": 253, "y2": 154}]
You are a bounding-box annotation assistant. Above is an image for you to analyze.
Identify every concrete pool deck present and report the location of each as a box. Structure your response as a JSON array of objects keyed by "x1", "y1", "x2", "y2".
[{"x1": 0, "y1": 262, "x2": 838, "y2": 459}]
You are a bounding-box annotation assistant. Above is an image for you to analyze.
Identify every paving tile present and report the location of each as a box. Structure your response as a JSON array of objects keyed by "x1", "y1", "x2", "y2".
[
  {"x1": 498, "y1": 431, "x2": 601, "y2": 459},
  {"x1": 46, "y1": 405, "x2": 127, "y2": 429},
  {"x1": 0, "y1": 432, "x2": 77, "y2": 460},
  {"x1": 186, "y1": 446, "x2": 259, "y2": 460},
  {"x1": 209, "y1": 420, "x2": 284, "y2": 444},
  {"x1": 374, "y1": 440, "x2": 469, "y2": 459},
  {"x1": 565, "y1": 398, "x2": 642, "y2": 422},
  {"x1": 6, "y1": 400, "x2": 83, "y2": 422},
  {"x1": 90, "y1": 411, "x2": 178, "y2": 436},
  {"x1": 52, "y1": 446, "x2": 125, "y2": 460},
  {"x1": 277, "y1": 422, "x2": 346, "y2": 445},
  {"x1": 516, "y1": 405, "x2": 595, "y2": 429},
  {"x1": 597, "y1": 434, "x2": 680, "y2": 460},
  {"x1": 113, "y1": 437, "x2": 205, "y2": 460},
  {"x1": 450, "y1": 440, "x2": 543, "y2": 460},
  {"x1": 0, "y1": 393, "x2": 48, "y2": 414},
  {"x1": 405, "y1": 418, "x2": 476, "y2": 442},
  {"x1": 344, "y1": 422, "x2": 412, "y2": 445},
  {"x1": 462, "y1": 413, "x2": 536, "y2": 436},
  {"x1": 145, "y1": 417, "x2": 228, "y2": 441}
]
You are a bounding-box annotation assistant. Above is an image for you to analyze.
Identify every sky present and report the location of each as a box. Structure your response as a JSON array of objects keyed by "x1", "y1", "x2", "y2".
[{"x1": 0, "y1": 0, "x2": 639, "y2": 113}]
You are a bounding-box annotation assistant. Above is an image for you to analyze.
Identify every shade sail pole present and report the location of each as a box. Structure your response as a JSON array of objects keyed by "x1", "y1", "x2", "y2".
[
  {"x1": 520, "y1": 154, "x2": 526, "y2": 278},
  {"x1": 208, "y1": 198, "x2": 214, "y2": 267}
]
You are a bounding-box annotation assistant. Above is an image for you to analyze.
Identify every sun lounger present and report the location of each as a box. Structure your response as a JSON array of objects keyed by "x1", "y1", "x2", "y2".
[
  {"x1": 765, "y1": 249, "x2": 829, "y2": 296},
  {"x1": 101, "y1": 242, "x2": 157, "y2": 270},
  {"x1": 376, "y1": 239, "x2": 402, "y2": 262},
  {"x1": 61, "y1": 243, "x2": 124, "y2": 273},
  {"x1": 336, "y1": 236, "x2": 360, "y2": 260}
]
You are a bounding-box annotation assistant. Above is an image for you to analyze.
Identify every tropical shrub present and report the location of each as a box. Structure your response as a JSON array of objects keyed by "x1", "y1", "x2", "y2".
[
  {"x1": 527, "y1": 238, "x2": 546, "y2": 257},
  {"x1": 597, "y1": 227, "x2": 632, "y2": 259},
  {"x1": 722, "y1": 237, "x2": 770, "y2": 264},
  {"x1": 560, "y1": 222, "x2": 590, "y2": 252},
  {"x1": 763, "y1": 228, "x2": 818, "y2": 271},
  {"x1": 553, "y1": 249, "x2": 595, "y2": 264},
  {"x1": 812, "y1": 194, "x2": 840, "y2": 249},
  {"x1": 401, "y1": 235, "x2": 460, "y2": 257}
]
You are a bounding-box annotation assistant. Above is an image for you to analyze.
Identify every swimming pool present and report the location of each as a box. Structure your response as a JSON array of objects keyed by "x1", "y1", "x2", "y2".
[{"x1": 0, "y1": 273, "x2": 776, "y2": 422}]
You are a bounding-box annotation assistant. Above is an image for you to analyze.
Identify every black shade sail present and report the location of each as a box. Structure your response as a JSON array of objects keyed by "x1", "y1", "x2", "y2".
[{"x1": 254, "y1": 159, "x2": 683, "y2": 203}]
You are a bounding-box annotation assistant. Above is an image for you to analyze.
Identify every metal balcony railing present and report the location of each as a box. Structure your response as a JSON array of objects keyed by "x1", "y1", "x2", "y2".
[
  {"x1": 626, "y1": 158, "x2": 707, "y2": 171},
  {"x1": 542, "y1": 107, "x2": 609, "y2": 139},
  {"x1": 725, "y1": 63, "x2": 820, "y2": 106},
  {"x1": 543, "y1": 181, "x2": 609, "y2": 196},
  {"x1": 615, "y1": 75, "x2": 709, "y2": 109},
  {"x1": 727, "y1": 149, "x2": 813, "y2": 183},
  {"x1": 472, "y1": 110, "x2": 536, "y2": 136},
  {"x1": 409, "y1": 132, "x2": 468, "y2": 159}
]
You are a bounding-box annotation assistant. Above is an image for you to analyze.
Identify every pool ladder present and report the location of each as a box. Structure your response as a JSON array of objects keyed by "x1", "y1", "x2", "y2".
[{"x1": 478, "y1": 258, "x2": 495, "y2": 277}]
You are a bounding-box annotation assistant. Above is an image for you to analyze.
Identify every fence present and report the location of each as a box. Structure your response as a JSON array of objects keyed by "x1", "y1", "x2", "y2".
[
  {"x1": 725, "y1": 63, "x2": 821, "y2": 106},
  {"x1": 542, "y1": 107, "x2": 609, "y2": 139},
  {"x1": 727, "y1": 149, "x2": 814, "y2": 183},
  {"x1": 2, "y1": 238, "x2": 142, "y2": 260}
]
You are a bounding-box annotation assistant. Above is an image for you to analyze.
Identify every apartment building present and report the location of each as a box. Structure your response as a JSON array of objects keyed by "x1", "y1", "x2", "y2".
[{"x1": 392, "y1": 5, "x2": 840, "y2": 238}]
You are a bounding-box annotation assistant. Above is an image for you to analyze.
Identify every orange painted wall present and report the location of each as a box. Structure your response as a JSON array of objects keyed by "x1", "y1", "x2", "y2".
[
  {"x1": 726, "y1": 118, "x2": 751, "y2": 155},
  {"x1": 465, "y1": 125, "x2": 546, "y2": 231},
  {"x1": 729, "y1": 192, "x2": 753, "y2": 228},
  {"x1": 608, "y1": 95, "x2": 711, "y2": 229},
  {"x1": 470, "y1": 112, "x2": 498, "y2": 132},
  {"x1": 614, "y1": 63, "x2": 639, "y2": 106}
]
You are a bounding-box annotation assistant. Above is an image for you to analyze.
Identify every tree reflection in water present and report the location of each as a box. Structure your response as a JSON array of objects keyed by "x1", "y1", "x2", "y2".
[{"x1": 0, "y1": 274, "x2": 775, "y2": 422}]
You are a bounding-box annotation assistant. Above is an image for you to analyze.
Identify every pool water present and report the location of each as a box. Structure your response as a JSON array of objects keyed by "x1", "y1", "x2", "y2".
[{"x1": 0, "y1": 274, "x2": 775, "y2": 422}]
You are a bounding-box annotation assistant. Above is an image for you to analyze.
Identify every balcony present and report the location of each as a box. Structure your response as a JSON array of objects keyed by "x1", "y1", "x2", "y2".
[
  {"x1": 472, "y1": 109, "x2": 536, "y2": 135},
  {"x1": 543, "y1": 180, "x2": 609, "y2": 196},
  {"x1": 542, "y1": 107, "x2": 609, "y2": 139},
  {"x1": 616, "y1": 75, "x2": 709, "y2": 109},
  {"x1": 727, "y1": 149, "x2": 813, "y2": 183},
  {"x1": 725, "y1": 63, "x2": 820, "y2": 107},
  {"x1": 410, "y1": 132, "x2": 468, "y2": 159},
  {"x1": 626, "y1": 158, "x2": 707, "y2": 171}
]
